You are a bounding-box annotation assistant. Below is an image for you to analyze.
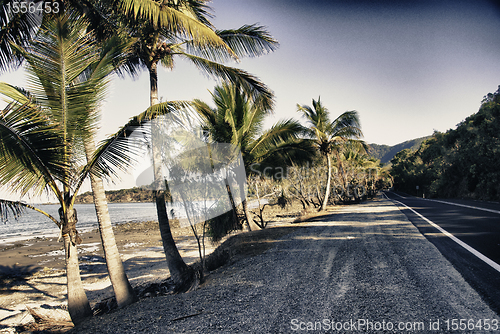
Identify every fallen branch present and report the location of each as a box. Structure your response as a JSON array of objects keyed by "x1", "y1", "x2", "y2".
[{"x1": 170, "y1": 310, "x2": 204, "y2": 322}]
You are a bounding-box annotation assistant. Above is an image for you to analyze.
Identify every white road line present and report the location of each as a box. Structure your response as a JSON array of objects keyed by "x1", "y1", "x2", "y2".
[
  {"x1": 386, "y1": 196, "x2": 500, "y2": 273},
  {"x1": 424, "y1": 198, "x2": 500, "y2": 215},
  {"x1": 389, "y1": 191, "x2": 406, "y2": 199}
]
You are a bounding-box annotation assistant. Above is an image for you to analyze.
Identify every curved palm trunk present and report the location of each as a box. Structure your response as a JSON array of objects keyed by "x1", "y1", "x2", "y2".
[
  {"x1": 336, "y1": 153, "x2": 348, "y2": 202},
  {"x1": 321, "y1": 153, "x2": 332, "y2": 211},
  {"x1": 224, "y1": 178, "x2": 240, "y2": 229},
  {"x1": 242, "y1": 199, "x2": 260, "y2": 231},
  {"x1": 84, "y1": 140, "x2": 138, "y2": 308},
  {"x1": 149, "y1": 62, "x2": 194, "y2": 290},
  {"x1": 61, "y1": 208, "x2": 92, "y2": 325},
  {"x1": 155, "y1": 190, "x2": 195, "y2": 291}
]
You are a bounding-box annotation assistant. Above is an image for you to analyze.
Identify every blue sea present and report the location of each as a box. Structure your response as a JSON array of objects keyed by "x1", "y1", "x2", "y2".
[
  {"x1": 0, "y1": 202, "x2": 161, "y2": 245},
  {"x1": 0, "y1": 199, "x2": 265, "y2": 245}
]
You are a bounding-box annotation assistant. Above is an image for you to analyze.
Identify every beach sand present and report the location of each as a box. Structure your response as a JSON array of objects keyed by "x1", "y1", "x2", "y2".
[{"x1": 0, "y1": 202, "x2": 306, "y2": 332}]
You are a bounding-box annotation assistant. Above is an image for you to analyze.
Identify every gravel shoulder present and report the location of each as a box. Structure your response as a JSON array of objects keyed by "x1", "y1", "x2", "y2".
[{"x1": 73, "y1": 196, "x2": 499, "y2": 333}]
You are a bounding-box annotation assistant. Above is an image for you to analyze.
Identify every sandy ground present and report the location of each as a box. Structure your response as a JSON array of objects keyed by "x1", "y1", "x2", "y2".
[{"x1": 0, "y1": 202, "x2": 305, "y2": 333}]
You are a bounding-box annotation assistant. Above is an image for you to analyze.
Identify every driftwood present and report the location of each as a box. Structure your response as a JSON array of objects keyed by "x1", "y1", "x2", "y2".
[
  {"x1": 16, "y1": 306, "x2": 74, "y2": 333},
  {"x1": 170, "y1": 310, "x2": 204, "y2": 322}
]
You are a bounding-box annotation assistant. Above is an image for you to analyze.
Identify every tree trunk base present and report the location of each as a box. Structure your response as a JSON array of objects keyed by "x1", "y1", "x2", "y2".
[{"x1": 172, "y1": 266, "x2": 201, "y2": 294}]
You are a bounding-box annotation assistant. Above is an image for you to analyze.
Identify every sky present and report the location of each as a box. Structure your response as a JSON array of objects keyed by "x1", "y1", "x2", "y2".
[{"x1": 1, "y1": 0, "x2": 500, "y2": 196}]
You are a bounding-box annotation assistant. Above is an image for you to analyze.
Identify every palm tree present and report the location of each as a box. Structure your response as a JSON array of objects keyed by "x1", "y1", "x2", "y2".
[
  {"x1": 78, "y1": 35, "x2": 141, "y2": 308},
  {"x1": 0, "y1": 12, "x2": 165, "y2": 324},
  {"x1": 111, "y1": 1, "x2": 279, "y2": 289},
  {"x1": 0, "y1": 13, "x2": 107, "y2": 324},
  {"x1": 194, "y1": 83, "x2": 313, "y2": 230},
  {"x1": 297, "y1": 97, "x2": 363, "y2": 211},
  {"x1": 0, "y1": 0, "x2": 245, "y2": 299},
  {"x1": 71, "y1": 0, "x2": 230, "y2": 299}
]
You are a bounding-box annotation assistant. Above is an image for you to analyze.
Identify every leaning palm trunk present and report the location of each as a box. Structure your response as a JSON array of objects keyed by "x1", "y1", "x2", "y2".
[
  {"x1": 242, "y1": 199, "x2": 260, "y2": 231},
  {"x1": 61, "y1": 208, "x2": 92, "y2": 325},
  {"x1": 224, "y1": 178, "x2": 240, "y2": 229},
  {"x1": 321, "y1": 153, "x2": 332, "y2": 211},
  {"x1": 149, "y1": 63, "x2": 194, "y2": 291},
  {"x1": 84, "y1": 140, "x2": 138, "y2": 308},
  {"x1": 155, "y1": 190, "x2": 195, "y2": 291}
]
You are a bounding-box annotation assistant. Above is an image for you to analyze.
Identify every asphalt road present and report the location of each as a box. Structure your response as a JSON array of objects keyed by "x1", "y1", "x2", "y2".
[
  {"x1": 384, "y1": 191, "x2": 500, "y2": 316},
  {"x1": 75, "y1": 197, "x2": 498, "y2": 333}
]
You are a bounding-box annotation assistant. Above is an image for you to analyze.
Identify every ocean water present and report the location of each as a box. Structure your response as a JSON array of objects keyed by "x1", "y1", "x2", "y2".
[
  {"x1": 0, "y1": 198, "x2": 265, "y2": 245},
  {"x1": 0, "y1": 202, "x2": 159, "y2": 245}
]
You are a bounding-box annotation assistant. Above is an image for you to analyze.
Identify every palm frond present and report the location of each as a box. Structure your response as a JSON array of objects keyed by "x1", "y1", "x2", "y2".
[
  {"x1": 0, "y1": 198, "x2": 25, "y2": 222},
  {"x1": 250, "y1": 139, "x2": 317, "y2": 174},
  {"x1": 0, "y1": 199, "x2": 59, "y2": 226},
  {"x1": 20, "y1": 14, "x2": 98, "y2": 130},
  {"x1": 182, "y1": 52, "x2": 275, "y2": 110},
  {"x1": 72, "y1": 33, "x2": 137, "y2": 140},
  {"x1": 249, "y1": 119, "x2": 307, "y2": 156},
  {"x1": 174, "y1": 0, "x2": 214, "y2": 28},
  {"x1": 77, "y1": 101, "x2": 192, "y2": 192},
  {"x1": 216, "y1": 24, "x2": 279, "y2": 59},
  {"x1": 0, "y1": 92, "x2": 65, "y2": 199},
  {"x1": 118, "y1": 0, "x2": 230, "y2": 51},
  {"x1": 0, "y1": 1, "x2": 41, "y2": 72},
  {"x1": 331, "y1": 110, "x2": 363, "y2": 140}
]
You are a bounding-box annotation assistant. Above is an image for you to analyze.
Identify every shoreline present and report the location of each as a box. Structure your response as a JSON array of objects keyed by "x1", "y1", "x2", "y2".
[{"x1": 0, "y1": 201, "x2": 307, "y2": 330}]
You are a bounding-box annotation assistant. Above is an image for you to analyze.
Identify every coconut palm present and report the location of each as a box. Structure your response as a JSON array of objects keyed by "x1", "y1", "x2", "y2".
[
  {"x1": 110, "y1": 1, "x2": 279, "y2": 289},
  {"x1": 194, "y1": 83, "x2": 313, "y2": 230},
  {"x1": 297, "y1": 97, "x2": 363, "y2": 211},
  {"x1": 0, "y1": 13, "x2": 108, "y2": 324},
  {"x1": 0, "y1": 0, "x2": 245, "y2": 296},
  {"x1": 72, "y1": 0, "x2": 231, "y2": 297},
  {"x1": 0, "y1": 12, "x2": 175, "y2": 324}
]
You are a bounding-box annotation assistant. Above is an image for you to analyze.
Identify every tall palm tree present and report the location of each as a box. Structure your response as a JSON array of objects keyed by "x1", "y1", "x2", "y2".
[
  {"x1": 297, "y1": 97, "x2": 363, "y2": 211},
  {"x1": 0, "y1": 0, "x2": 244, "y2": 298},
  {"x1": 76, "y1": 35, "x2": 141, "y2": 308},
  {"x1": 71, "y1": 0, "x2": 230, "y2": 298},
  {"x1": 0, "y1": 13, "x2": 106, "y2": 324},
  {"x1": 112, "y1": 0, "x2": 279, "y2": 289},
  {"x1": 194, "y1": 83, "x2": 313, "y2": 230},
  {"x1": 0, "y1": 13, "x2": 165, "y2": 324}
]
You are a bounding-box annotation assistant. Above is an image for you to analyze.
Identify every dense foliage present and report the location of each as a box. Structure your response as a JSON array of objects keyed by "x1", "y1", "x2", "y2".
[
  {"x1": 76, "y1": 187, "x2": 154, "y2": 203},
  {"x1": 368, "y1": 136, "x2": 430, "y2": 164},
  {"x1": 391, "y1": 86, "x2": 500, "y2": 200}
]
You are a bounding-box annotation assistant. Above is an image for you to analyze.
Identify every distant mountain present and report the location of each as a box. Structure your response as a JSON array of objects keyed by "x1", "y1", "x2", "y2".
[{"x1": 368, "y1": 136, "x2": 431, "y2": 164}]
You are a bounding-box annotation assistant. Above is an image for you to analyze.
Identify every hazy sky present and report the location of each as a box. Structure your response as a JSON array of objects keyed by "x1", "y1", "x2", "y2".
[
  {"x1": 109, "y1": 0, "x2": 500, "y2": 146},
  {"x1": 1, "y1": 0, "x2": 500, "y2": 196}
]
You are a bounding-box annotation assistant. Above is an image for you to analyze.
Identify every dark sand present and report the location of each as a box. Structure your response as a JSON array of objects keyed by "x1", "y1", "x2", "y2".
[{"x1": 0, "y1": 203, "x2": 306, "y2": 330}]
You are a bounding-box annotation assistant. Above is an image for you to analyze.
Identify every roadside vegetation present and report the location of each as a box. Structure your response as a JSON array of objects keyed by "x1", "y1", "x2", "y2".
[
  {"x1": 391, "y1": 86, "x2": 500, "y2": 201},
  {"x1": 0, "y1": 0, "x2": 391, "y2": 327}
]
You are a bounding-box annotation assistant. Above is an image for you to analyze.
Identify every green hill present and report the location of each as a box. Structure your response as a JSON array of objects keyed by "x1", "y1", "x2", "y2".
[
  {"x1": 368, "y1": 136, "x2": 431, "y2": 163},
  {"x1": 75, "y1": 187, "x2": 154, "y2": 204},
  {"x1": 389, "y1": 86, "x2": 500, "y2": 200}
]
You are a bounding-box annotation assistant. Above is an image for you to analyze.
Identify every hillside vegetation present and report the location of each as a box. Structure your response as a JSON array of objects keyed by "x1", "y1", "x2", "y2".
[
  {"x1": 76, "y1": 187, "x2": 154, "y2": 204},
  {"x1": 390, "y1": 86, "x2": 500, "y2": 200},
  {"x1": 368, "y1": 137, "x2": 430, "y2": 164}
]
